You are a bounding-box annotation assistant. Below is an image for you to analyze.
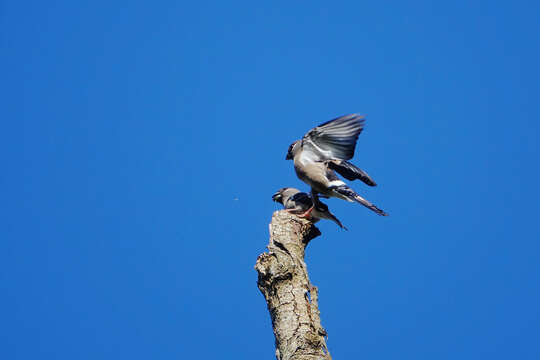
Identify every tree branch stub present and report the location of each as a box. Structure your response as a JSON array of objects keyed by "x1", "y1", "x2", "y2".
[{"x1": 255, "y1": 211, "x2": 331, "y2": 360}]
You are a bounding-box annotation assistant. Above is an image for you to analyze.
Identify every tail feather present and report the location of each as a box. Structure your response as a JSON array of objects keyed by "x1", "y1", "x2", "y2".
[
  {"x1": 312, "y1": 195, "x2": 348, "y2": 230},
  {"x1": 326, "y1": 212, "x2": 348, "y2": 230},
  {"x1": 327, "y1": 160, "x2": 377, "y2": 186},
  {"x1": 313, "y1": 206, "x2": 348, "y2": 230},
  {"x1": 333, "y1": 185, "x2": 388, "y2": 216}
]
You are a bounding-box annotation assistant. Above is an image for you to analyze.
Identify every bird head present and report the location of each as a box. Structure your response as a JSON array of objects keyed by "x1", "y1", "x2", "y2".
[
  {"x1": 272, "y1": 187, "x2": 301, "y2": 205},
  {"x1": 272, "y1": 188, "x2": 287, "y2": 204},
  {"x1": 285, "y1": 140, "x2": 300, "y2": 160}
]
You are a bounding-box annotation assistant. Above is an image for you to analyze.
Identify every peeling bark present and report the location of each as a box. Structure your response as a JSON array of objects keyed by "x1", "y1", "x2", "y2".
[{"x1": 255, "y1": 211, "x2": 331, "y2": 360}]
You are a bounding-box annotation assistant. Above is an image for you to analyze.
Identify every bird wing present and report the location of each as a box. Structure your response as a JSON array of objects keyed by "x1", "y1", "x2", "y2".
[
  {"x1": 301, "y1": 114, "x2": 365, "y2": 161},
  {"x1": 289, "y1": 192, "x2": 313, "y2": 208},
  {"x1": 327, "y1": 159, "x2": 377, "y2": 186}
]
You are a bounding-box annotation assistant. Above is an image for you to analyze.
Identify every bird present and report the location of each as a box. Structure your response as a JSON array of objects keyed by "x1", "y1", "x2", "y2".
[
  {"x1": 285, "y1": 114, "x2": 388, "y2": 216},
  {"x1": 272, "y1": 187, "x2": 347, "y2": 230}
]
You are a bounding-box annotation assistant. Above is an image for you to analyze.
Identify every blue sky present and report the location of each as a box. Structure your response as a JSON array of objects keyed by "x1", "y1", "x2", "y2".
[{"x1": 2, "y1": 1, "x2": 540, "y2": 359}]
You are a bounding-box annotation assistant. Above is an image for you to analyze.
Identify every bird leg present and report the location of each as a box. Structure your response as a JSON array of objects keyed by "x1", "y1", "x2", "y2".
[
  {"x1": 284, "y1": 207, "x2": 312, "y2": 218},
  {"x1": 297, "y1": 205, "x2": 314, "y2": 219},
  {"x1": 283, "y1": 208, "x2": 299, "y2": 213},
  {"x1": 296, "y1": 189, "x2": 320, "y2": 219},
  {"x1": 310, "y1": 189, "x2": 322, "y2": 207}
]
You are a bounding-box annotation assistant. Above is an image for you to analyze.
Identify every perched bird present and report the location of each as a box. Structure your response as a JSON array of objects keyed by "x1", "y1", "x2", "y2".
[
  {"x1": 272, "y1": 187, "x2": 347, "y2": 230},
  {"x1": 285, "y1": 114, "x2": 388, "y2": 216}
]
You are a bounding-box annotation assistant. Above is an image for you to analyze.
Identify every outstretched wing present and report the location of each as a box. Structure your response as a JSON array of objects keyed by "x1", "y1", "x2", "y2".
[{"x1": 301, "y1": 114, "x2": 365, "y2": 161}]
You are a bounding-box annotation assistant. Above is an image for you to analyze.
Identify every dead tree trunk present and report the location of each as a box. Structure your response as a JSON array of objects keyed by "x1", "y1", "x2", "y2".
[{"x1": 255, "y1": 210, "x2": 332, "y2": 360}]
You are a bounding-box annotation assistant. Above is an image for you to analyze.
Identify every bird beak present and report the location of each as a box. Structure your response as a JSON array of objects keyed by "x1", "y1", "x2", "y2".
[
  {"x1": 272, "y1": 192, "x2": 282, "y2": 202},
  {"x1": 285, "y1": 153, "x2": 292, "y2": 160}
]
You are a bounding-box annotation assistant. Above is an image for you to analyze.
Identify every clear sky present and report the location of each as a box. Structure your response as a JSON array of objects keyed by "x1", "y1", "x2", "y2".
[{"x1": 3, "y1": 1, "x2": 540, "y2": 359}]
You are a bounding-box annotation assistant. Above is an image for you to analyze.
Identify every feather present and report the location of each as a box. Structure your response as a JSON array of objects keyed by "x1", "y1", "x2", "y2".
[
  {"x1": 327, "y1": 159, "x2": 377, "y2": 186},
  {"x1": 301, "y1": 114, "x2": 365, "y2": 161}
]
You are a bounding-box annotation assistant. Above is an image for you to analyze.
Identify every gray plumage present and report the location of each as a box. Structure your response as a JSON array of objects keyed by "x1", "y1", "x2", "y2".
[
  {"x1": 286, "y1": 114, "x2": 388, "y2": 216},
  {"x1": 272, "y1": 187, "x2": 347, "y2": 230}
]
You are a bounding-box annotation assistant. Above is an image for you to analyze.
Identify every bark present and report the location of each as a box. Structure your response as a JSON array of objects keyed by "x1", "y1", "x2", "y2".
[{"x1": 255, "y1": 210, "x2": 331, "y2": 360}]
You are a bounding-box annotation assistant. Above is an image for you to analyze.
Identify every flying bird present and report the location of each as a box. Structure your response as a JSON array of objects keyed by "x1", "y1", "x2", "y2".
[
  {"x1": 285, "y1": 114, "x2": 388, "y2": 216},
  {"x1": 272, "y1": 187, "x2": 347, "y2": 229}
]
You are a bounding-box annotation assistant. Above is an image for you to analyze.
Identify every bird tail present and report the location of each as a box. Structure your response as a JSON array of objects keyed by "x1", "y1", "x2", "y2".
[
  {"x1": 312, "y1": 199, "x2": 348, "y2": 230},
  {"x1": 332, "y1": 185, "x2": 388, "y2": 216},
  {"x1": 326, "y1": 212, "x2": 348, "y2": 230},
  {"x1": 327, "y1": 160, "x2": 377, "y2": 186}
]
